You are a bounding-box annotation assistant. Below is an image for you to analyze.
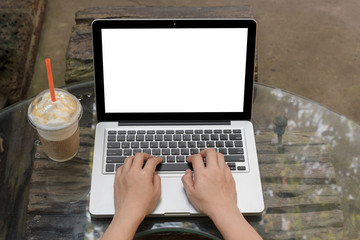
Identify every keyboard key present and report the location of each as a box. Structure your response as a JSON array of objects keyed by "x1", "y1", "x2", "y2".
[
  {"x1": 214, "y1": 130, "x2": 222, "y2": 133},
  {"x1": 204, "y1": 130, "x2": 213, "y2": 134},
  {"x1": 106, "y1": 164, "x2": 115, "y2": 172},
  {"x1": 223, "y1": 129, "x2": 232, "y2": 133},
  {"x1": 124, "y1": 149, "x2": 132, "y2": 156},
  {"x1": 107, "y1": 142, "x2": 120, "y2": 148},
  {"x1": 225, "y1": 141, "x2": 234, "y2": 147},
  {"x1": 192, "y1": 134, "x2": 201, "y2": 141},
  {"x1": 147, "y1": 130, "x2": 155, "y2": 134},
  {"x1": 169, "y1": 142, "x2": 177, "y2": 148},
  {"x1": 118, "y1": 130, "x2": 126, "y2": 134},
  {"x1": 206, "y1": 141, "x2": 215, "y2": 148},
  {"x1": 173, "y1": 134, "x2": 182, "y2": 141},
  {"x1": 219, "y1": 148, "x2": 227, "y2": 154},
  {"x1": 167, "y1": 156, "x2": 176, "y2": 162},
  {"x1": 175, "y1": 130, "x2": 184, "y2": 134},
  {"x1": 133, "y1": 149, "x2": 141, "y2": 154},
  {"x1": 127, "y1": 135, "x2": 135, "y2": 141},
  {"x1": 162, "y1": 149, "x2": 171, "y2": 155},
  {"x1": 141, "y1": 142, "x2": 149, "y2": 148},
  {"x1": 156, "y1": 163, "x2": 193, "y2": 171},
  {"x1": 225, "y1": 155, "x2": 245, "y2": 162},
  {"x1": 216, "y1": 141, "x2": 225, "y2": 147},
  {"x1": 197, "y1": 141, "x2": 206, "y2": 148},
  {"x1": 143, "y1": 149, "x2": 152, "y2": 155},
  {"x1": 150, "y1": 142, "x2": 158, "y2": 148},
  {"x1": 136, "y1": 135, "x2": 145, "y2": 141},
  {"x1": 237, "y1": 166, "x2": 246, "y2": 171},
  {"x1": 137, "y1": 130, "x2": 146, "y2": 134},
  {"x1": 195, "y1": 130, "x2": 203, "y2": 134},
  {"x1": 160, "y1": 142, "x2": 168, "y2": 148},
  {"x1": 188, "y1": 142, "x2": 196, "y2": 148},
  {"x1": 181, "y1": 149, "x2": 190, "y2": 155},
  {"x1": 171, "y1": 149, "x2": 180, "y2": 155},
  {"x1": 228, "y1": 148, "x2": 244, "y2": 154},
  {"x1": 178, "y1": 142, "x2": 187, "y2": 148},
  {"x1": 117, "y1": 135, "x2": 126, "y2": 141},
  {"x1": 108, "y1": 131, "x2": 117, "y2": 135},
  {"x1": 201, "y1": 134, "x2": 210, "y2": 141},
  {"x1": 185, "y1": 130, "x2": 193, "y2": 134},
  {"x1": 122, "y1": 142, "x2": 130, "y2": 148},
  {"x1": 183, "y1": 134, "x2": 191, "y2": 141},
  {"x1": 211, "y1": 134, "x2": 219, "y2": 140},
  {"x1": 107, "y1": 149, "x2": 123, "y2": 156},
  {"x1": 220, "y1": 134, "x2": 228, "y2": 140},
  {"x1": 155, "y1": 135, "x2": 163, "y2": 141},
  {"x1": 166, "y1": 130, "x2": 175, "y2": 134},
  {"x1": 131, "y1": 142, "x2": 139, "y2": 148},
  {"x1": 191, "y1": 149, "x2": 199, "y2": 155},
  {"x1": 107, "y1": 156, "x2": 126, "y2": 163},
  {"x1": 176, "y1": 156, "x2": 185, "y2": 162},
  {"x1": 127, "y1": 130, "x2": 136, "y2": 134},
  {"x1": 152, "y1": 149, "x2": 161, "y2": 155},
  {"x1": 234, "y1": 141, "x2": 243, "y2": 147},
  {"x1": 145, "y1": 135, "x2": 154, "y2": 141},
  {"x1": 156, "y1": 130, "x2": 165, "y2": 134},
  {"x1": 229, "y1": 134, "x2": 242, "y2": 140},
  {"x1": 233, "y1": 129, "x2": 241, "y2": 133},
  {"x1": 164, "y1": 135, "x2": 172, "y2": 141},
  {"x1": 108, "y1": 135, "x2": 116, "y2": 141}
]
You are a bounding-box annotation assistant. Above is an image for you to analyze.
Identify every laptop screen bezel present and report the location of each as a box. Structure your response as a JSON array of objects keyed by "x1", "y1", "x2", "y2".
[{"x1": 92, "y1": 19, "x2": 257, "y2": 122}]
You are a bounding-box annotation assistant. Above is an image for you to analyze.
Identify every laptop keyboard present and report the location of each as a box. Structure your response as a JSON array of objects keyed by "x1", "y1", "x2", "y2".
[{"x1": 104, "y1": 129, "x2": 248, "y2": 173}]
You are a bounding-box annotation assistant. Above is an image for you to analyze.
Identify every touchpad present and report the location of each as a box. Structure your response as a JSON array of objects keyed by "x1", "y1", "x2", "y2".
[{"x1": 152, "y1": 175, "x2": 197, "y2": 215}]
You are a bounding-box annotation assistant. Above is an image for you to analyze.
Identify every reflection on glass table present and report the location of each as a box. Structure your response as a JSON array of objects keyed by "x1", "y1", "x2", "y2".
[{"x1": 0, "y1": 81, "x2": 359, "y2": 239}]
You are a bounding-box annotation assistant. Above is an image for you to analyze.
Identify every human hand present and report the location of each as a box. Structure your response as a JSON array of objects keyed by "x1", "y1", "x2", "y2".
[
  {"x1": 114, "y1": 153, "x2": 163, "y2": 220},
  {"x1": 102, "y1": 153, "x2": 162, "y2": 240},
  {"x1": 181, "y1": 148, "x2": 237, "y2": 218}
]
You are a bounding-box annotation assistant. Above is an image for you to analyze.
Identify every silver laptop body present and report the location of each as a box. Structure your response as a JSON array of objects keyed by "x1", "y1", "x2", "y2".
[{"x1": 89, "y1": 19, "x2": 264, "y2": 217}]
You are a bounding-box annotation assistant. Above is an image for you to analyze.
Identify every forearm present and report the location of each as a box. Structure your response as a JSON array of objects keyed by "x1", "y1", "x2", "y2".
[
  {"x1": 209, "y1": 206, "x2": 262, "y2": 240},
  {"x1": 101, "y1": 212, "x2": 144, "y2": 240}
]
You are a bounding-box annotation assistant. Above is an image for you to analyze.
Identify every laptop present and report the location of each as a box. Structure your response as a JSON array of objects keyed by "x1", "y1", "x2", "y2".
[{"x1": 89, "y1": 19, "x2": 264, "y2": 217}]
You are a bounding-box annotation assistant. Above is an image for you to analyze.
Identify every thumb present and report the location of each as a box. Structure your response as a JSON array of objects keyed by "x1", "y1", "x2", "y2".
[{"x1": 182, "y1": 169, "x2": 195, "y2": 195}]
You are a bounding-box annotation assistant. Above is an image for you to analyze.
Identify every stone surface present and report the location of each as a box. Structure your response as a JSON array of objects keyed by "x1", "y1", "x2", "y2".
[{"x1": 0, "y1": 0, "x2": 45, "y2": 107}]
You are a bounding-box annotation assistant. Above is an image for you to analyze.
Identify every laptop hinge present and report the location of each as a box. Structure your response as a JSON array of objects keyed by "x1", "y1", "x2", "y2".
[{"x1": 118, "y1": 121, "x2": 231, "y2": 126}]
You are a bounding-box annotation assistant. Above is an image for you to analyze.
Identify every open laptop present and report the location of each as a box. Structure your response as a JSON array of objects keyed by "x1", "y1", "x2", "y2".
[{"x1": 89, "y1": 19, "x2": 264, "y2": 217}]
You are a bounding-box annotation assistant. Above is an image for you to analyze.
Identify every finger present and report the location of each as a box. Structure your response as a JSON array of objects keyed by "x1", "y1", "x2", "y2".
[
  {"x1": 181, "y1": 169, "x2": 195, "y2": 195},
  {"x1": 123, "y1": 156, "x2": 134, "y2": 171},
  {"x1": 216, "y1": 152, "x2": 227, "y2": 169},
  {"x1": 187, "y1": 154, "x2": 205, "y2": 171},
  {"x1": 153, "y1": 173, "x2": 161, "y2": 195},
  {"x1": 132, "y1": 152, "x2": 151, "y2": 169},
  {"x1": 200, "y1": 148, "x2": 218, "y2": 168},
  {"x1": 143, "y1": 157, "x2": 163, "y2": 174}
]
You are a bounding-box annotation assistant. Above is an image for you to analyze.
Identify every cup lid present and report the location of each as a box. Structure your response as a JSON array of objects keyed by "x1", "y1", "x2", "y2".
[{"x1": 28, "y1": 88, "x2": 82, "y2": 131}]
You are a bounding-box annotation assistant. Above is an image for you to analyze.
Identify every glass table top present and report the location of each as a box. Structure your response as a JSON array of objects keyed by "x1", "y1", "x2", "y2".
[{"x1": 0, "y1": 81, "x2": 359, "y2": 239}]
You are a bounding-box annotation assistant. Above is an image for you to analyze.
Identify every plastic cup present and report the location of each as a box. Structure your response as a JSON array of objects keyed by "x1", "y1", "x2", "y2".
[{"x1": 28, "y1": 88, "x2": 83, "y2": 162}]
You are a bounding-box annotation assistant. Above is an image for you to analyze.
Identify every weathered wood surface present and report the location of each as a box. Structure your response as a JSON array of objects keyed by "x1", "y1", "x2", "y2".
[
  {"x1": 0, "y1": 0, "x2": 45, "y2": 107},
  {"x1": 26, "y1": 126, "x2": 344, "y2": 239},
  {"x1": 65, "y1": 6, "x2": 258, "y2": 84}
]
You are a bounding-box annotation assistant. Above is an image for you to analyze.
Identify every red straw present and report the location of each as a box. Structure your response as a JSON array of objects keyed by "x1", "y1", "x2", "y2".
[{"x1": 45, "y1": 58, "x2": 56, "y2": 102}]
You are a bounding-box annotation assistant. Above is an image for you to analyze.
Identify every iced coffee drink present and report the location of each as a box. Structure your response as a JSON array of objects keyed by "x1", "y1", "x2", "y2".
[{"x1": 28, "y1": 88, "x2": 83, "y2": 162}]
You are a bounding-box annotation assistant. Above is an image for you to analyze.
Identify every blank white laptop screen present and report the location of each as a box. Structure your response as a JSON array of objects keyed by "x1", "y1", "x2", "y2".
[{"x1": 101, "y1": 28, "x2": 248, "y2": 113}]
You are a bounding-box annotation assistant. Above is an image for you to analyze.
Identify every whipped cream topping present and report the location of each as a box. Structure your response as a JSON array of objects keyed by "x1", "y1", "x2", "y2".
[{"x1": 29, "y1": 89, "x2": 80, "y2": 129}]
